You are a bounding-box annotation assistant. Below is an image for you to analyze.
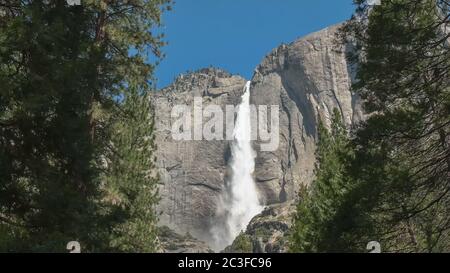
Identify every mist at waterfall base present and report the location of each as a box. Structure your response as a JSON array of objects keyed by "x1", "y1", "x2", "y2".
[{"x1": 210, "y1": 81, "x2": 263, "y2": 251}]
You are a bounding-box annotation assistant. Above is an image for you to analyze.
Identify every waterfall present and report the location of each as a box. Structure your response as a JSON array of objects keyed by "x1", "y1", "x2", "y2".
[{"x1": 211, "y1": 81, "x2": 263, "y2": 251}]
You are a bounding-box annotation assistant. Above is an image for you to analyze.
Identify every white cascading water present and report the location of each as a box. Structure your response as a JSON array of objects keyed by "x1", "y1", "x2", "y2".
[{"x1": 211, "y1": 81, "x2": 263, "y2": 250}]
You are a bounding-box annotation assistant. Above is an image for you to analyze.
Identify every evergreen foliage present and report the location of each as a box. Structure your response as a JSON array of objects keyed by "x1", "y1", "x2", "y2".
[
  {"x1": 291, "y1": 0, "x2": 450, "y2": 252},
  {"x1": 0, "y1": 0, "x2": 171, "y2": 252}
]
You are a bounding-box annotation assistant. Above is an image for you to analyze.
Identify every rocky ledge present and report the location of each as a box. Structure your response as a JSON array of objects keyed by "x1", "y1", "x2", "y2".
[{"x1": 223, "y1": 201, "x2": 296, "y2": 253}]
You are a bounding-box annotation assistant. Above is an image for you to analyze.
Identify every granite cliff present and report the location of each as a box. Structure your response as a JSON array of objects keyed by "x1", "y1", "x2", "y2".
[{"x1": 152, "y1": 24, "x2": 363, "y2": 251}]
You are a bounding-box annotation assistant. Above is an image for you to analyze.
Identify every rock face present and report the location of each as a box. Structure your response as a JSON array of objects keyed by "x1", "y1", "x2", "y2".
[
  {"x1": 152, "y1": 68, "x2": 246, "y2": 245},
  {"x1": 251, "y1": 24, "x2": 364, "y2": 206},
  {"x1": 152, "y1": 24, "x2": 363, "y2": 250}
]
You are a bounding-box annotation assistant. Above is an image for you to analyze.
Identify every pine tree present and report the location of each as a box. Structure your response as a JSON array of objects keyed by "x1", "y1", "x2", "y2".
[
  {"x1": 316, "y1": 0, "x2": 450, "y2": 252},
  {"x1": 346, "y1": 0, "x2": 450, "y2": 252},
  {"x1": 104, "y1": 87, "x2": 160, "y2": 252},
  {"x1": 0, "y1": 0, "x2": 171, "y2": 252},
  {"x1": 291, "y1": 0, "x2": 449, "y2": 253},
  {"x1": 290, "y1": 109, "x2": 358, "y2": 252}
]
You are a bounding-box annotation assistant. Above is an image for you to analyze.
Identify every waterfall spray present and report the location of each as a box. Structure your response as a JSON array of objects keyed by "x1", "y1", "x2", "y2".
[{"x1": 211, "y1": 81, "x2": 263, "y2": 250}]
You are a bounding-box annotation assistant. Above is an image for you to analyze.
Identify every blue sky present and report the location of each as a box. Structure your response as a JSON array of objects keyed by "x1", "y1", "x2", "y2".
[{"x1": 155, "y1": 0, "x2": 355, "y2": 88}]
